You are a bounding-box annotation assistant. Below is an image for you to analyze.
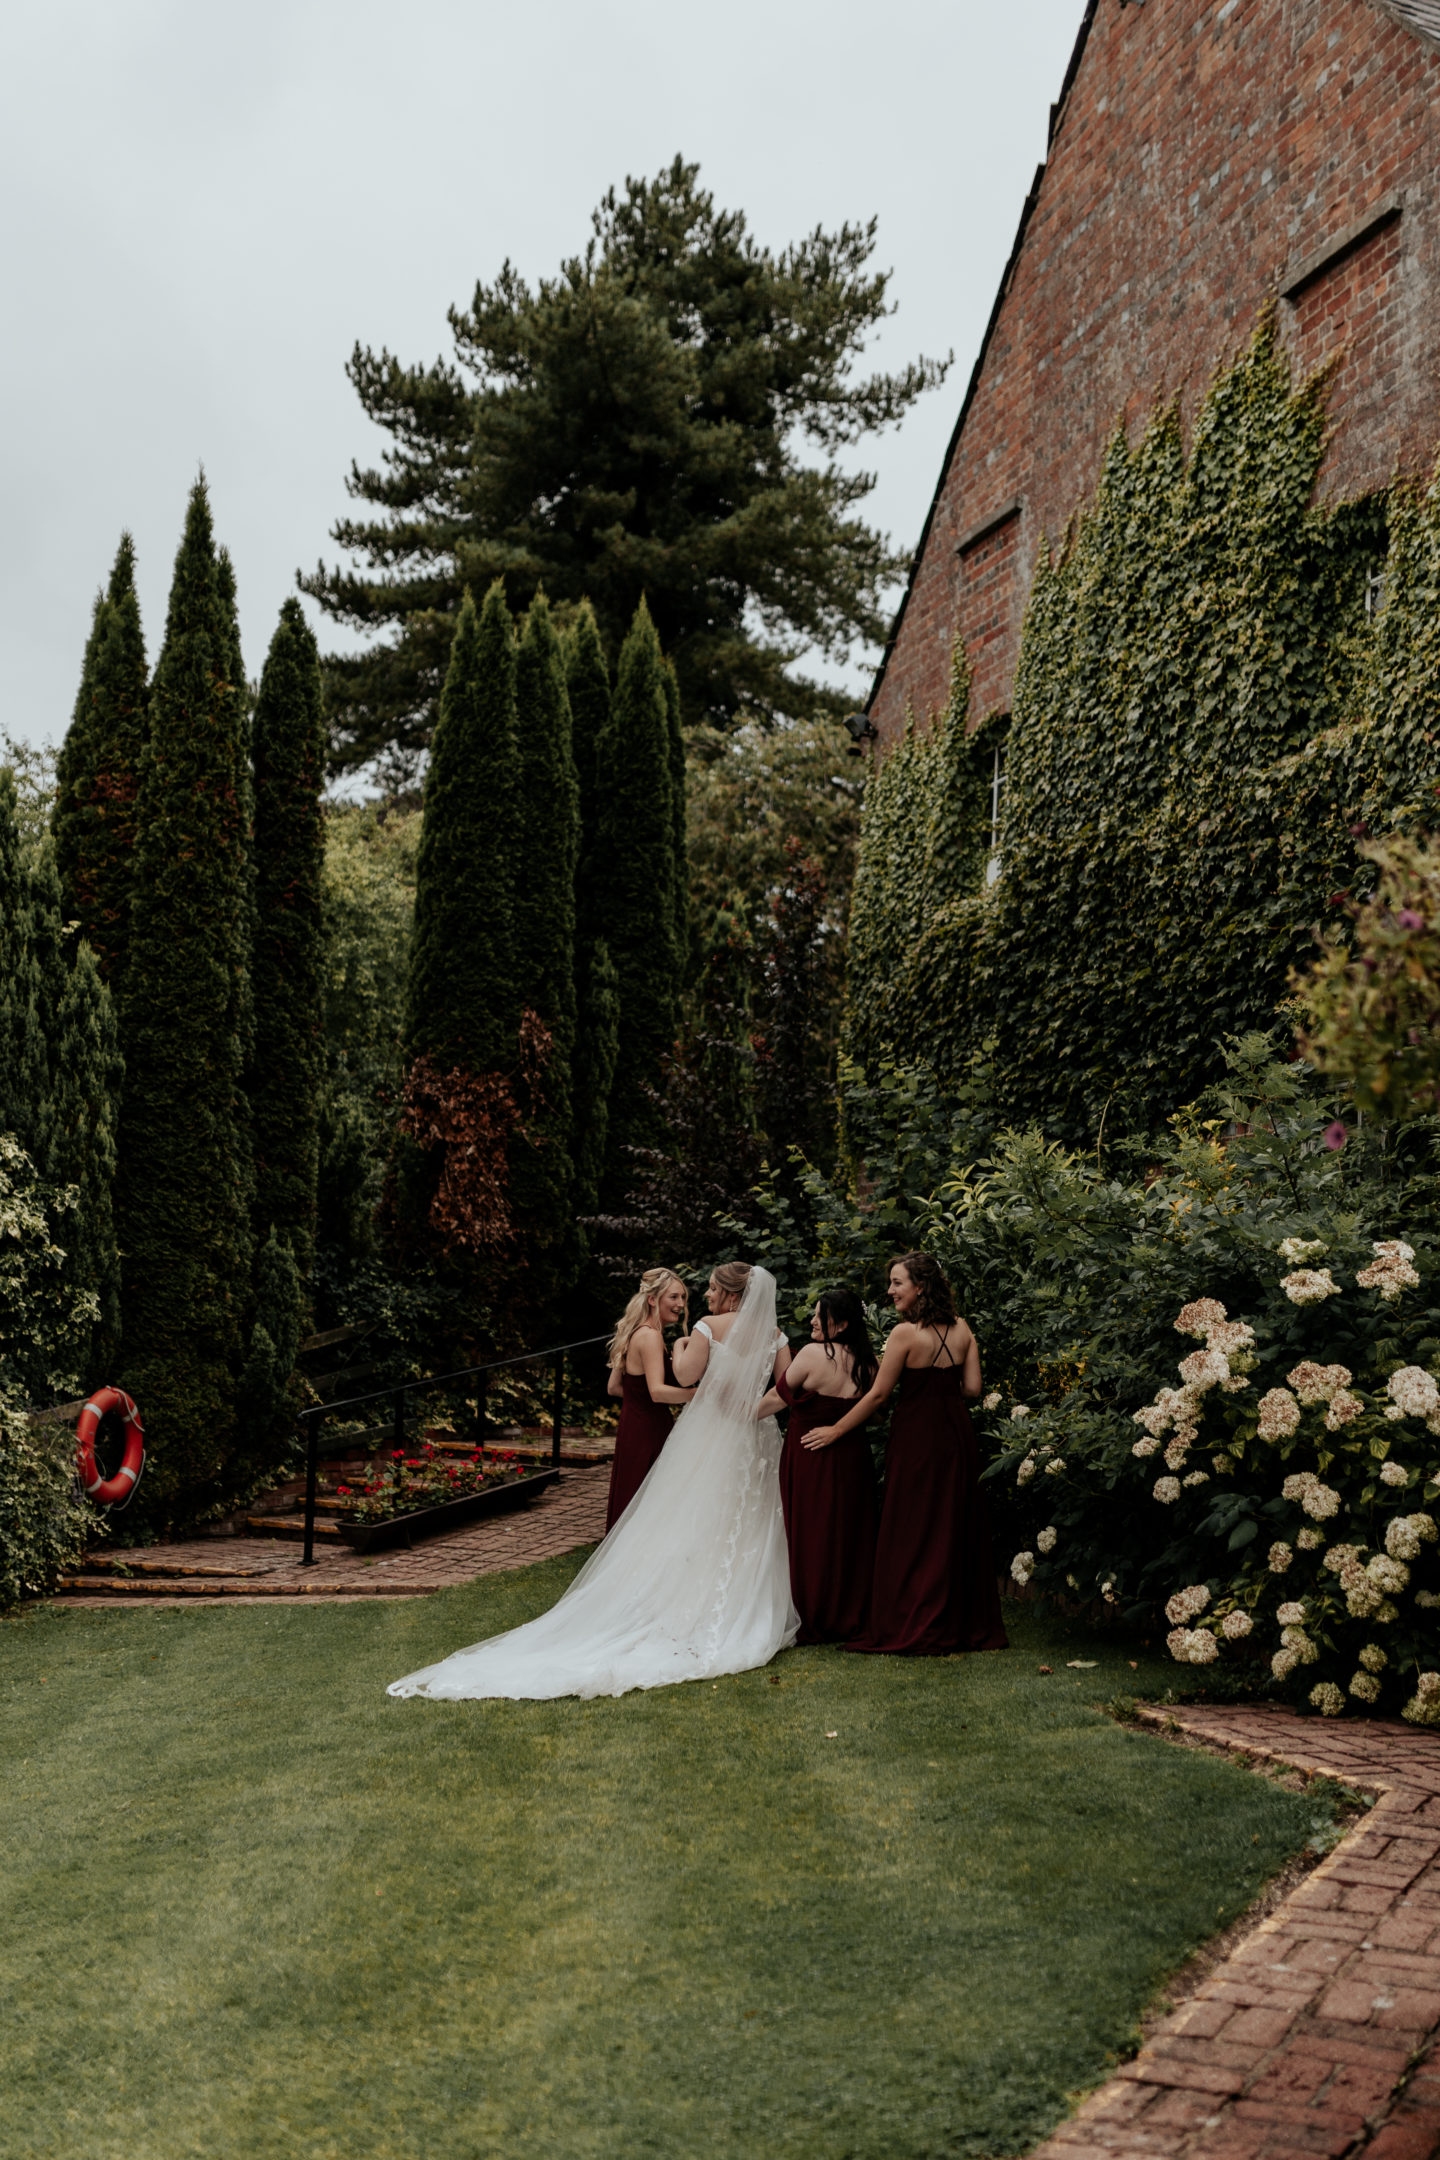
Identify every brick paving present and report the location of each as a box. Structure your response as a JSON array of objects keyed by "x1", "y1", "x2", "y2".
[
  {"x1": 51, "y1": 1465, "x2": 612, "y2": 1605},
  {"x1": 1034, "y1": 1703, "x2": 1440, "y2": 2160}
]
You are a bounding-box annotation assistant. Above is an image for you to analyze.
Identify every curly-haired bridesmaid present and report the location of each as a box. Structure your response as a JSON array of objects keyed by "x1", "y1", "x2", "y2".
[{"x1": 604, "y1": 1268, "x2": 694, "y2": 1531}]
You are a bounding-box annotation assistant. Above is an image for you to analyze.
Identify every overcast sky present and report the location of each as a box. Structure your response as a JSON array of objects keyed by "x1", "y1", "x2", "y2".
[{"x1": 1, "y1": 0, "x2": 1084, "y2": 763}]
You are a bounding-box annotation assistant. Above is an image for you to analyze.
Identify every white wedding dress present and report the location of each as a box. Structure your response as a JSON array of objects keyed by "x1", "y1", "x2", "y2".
[{"x1": 387, "y1": 1266, "x2": 799, "y2": 1701}]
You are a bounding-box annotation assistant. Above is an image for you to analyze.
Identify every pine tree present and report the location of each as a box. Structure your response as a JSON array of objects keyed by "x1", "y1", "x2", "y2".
[
  {"x1": 117, "y1": 481, "x2": 256, "y2": 1509},
  {"x1": 510, "y1": 593, "x2": 579, "y2": 1298},
  {"x1": 662, "y1": 657, "x2": 689, "y2": 967},
  {"x1": 401, "y1": 583, "x2": 520, "y2": 1258},
  {"x1": 251, "y1": 599, "x2": 326, "y2": 1283},
  {"x1": 51, "y1": 534, "x2": 149, "y2": 992},
  {"x1": 590, "y1": 599, "x2": 681, "y2": 1198}
]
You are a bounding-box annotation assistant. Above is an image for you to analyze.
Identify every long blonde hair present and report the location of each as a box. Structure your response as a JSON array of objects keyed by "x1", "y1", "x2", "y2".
[{"x1": 609, "y1": 1268, "x2": 687, "y2": 1371}]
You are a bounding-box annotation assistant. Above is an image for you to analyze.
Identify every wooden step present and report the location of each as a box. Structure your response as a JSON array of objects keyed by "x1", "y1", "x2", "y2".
[
  {"x1": 79, "y1": 1557, "x2": 270, "y2": 1579},
  {"x1": 56, "y1": 1573, "x2": 431, "y2": 1599}
]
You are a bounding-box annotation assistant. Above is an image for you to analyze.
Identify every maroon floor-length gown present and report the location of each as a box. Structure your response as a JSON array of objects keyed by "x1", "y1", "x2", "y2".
[
  {"x1": 777, "y1": 1369, "x2": 880, "y2": 1644},
  {"x1": 605, "y1": 1351, "x2": 677, "y2": 1532},
  {"x1": 850, "y1": 1352, "x2": 1008, "y2": 1657}
]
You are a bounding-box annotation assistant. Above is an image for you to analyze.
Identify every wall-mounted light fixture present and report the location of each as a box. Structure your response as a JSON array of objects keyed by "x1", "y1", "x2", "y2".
[{"x1": 844, "y1": 712, "x2": 879, "y2": 756}]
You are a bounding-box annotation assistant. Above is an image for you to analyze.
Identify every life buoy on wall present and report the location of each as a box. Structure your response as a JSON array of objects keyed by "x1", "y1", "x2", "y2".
[{"x1": 76, "y1": 1388, "x2": 145, "y2": 1509}]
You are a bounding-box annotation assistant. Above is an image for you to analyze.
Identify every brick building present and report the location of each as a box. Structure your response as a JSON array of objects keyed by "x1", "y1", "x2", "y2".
[{"x1": 869, "y1": 0, "x2": 1440, "y2": 744}]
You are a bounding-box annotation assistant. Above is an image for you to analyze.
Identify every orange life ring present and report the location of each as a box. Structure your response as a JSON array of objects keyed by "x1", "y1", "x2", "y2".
[{"x1": 76, "y1": 1388, "x2": 145, "y2": 1508}]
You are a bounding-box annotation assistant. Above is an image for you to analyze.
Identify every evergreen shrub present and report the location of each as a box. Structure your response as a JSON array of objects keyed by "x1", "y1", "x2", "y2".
[{"x1": 0, "y1": 1393, "x2": 96, "y2": 1610}]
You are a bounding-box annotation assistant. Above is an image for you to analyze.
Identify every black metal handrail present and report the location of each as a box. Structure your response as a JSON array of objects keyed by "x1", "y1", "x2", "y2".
[{"x1": 296, "y1": 1333, "x2": 611, "y2": 1565}]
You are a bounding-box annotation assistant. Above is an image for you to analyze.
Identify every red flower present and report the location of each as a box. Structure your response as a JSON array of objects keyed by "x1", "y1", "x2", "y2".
[{"x1": 1323, "y1": 1120, "x2": 1348, "y2": 1151}]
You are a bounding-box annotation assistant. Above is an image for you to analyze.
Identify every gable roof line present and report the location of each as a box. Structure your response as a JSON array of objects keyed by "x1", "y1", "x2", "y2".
[
  {"x1": 865, "y1": 0, "x2": 1100, "y2": 716},
  {"x1": 864, "y1": 0, "x2": 1440, "y2": 720}
]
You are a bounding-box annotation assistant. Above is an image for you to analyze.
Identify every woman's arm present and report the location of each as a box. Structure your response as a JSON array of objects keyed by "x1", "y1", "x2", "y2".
[
  {"x1": 755, "y1": 1342, "x2": 817, "y2": 1420},
  {"x1": 772, "y1": 1332, "x2": 793, "y2": 1386},
  {"x1": 670, "y1": 1322, "x2": 709, "y2": 1387},
  {"x1": 607, "y1": 1363, "x2": 623, "y2": 1399},
  {"x1": 636, "y1": 1327, "x2": 695, "y2": 1405},
  {"x1": 803, "y1": 1327, "x2": 915, "y2": 1450},
  {"x1": 961, "y1": 1325, "x2": 982, "y2": 1400}
]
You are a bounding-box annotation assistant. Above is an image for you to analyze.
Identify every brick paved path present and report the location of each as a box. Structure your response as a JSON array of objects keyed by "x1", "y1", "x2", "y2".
[
  {"x1": 52, "y1": 1465, "x2": 611, "y2": 1605},
  {"x1": 1036, "y1": 1703, "x2": 1440, "y2": 2160}
]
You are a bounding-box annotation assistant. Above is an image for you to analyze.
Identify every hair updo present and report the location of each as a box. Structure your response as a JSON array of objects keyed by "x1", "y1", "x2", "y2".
[
  {"x1": 890, "y1": 1251, "x2": 957, "y2": 1328},
  {"x1": 711, "y1": 1261, "x2": 752, "y2": 1303},
  {"x1": 608, "y1": 1267, "x2": 687, "y2": 1369}
]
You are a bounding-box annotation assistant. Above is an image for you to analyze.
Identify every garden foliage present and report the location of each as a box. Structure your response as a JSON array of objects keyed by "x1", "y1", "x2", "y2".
[
  {"x1": 846, "y1": 318, "x2": 1440, "y2": 1141},
  {"x1": 737, "y1": 1037, "x2": 1440, "y2": 1717},
  {"x1": 0, "y1": 1390, "x2": 96, "y2": 1610}
]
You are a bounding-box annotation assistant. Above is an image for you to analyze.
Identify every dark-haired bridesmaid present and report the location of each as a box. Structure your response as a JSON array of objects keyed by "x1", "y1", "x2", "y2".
[
  {"x1": 808, "y1": 1251, "x2": 1007, "y2": 1657},
  {"x1": 756, "y1": 1291, "x2": 880, "y2": 1643}
]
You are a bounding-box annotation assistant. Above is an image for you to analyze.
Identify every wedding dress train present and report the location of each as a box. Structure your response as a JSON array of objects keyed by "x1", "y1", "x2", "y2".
[{"x1": 387, "y1": 1266, "x2": 799, "y2": 1701}]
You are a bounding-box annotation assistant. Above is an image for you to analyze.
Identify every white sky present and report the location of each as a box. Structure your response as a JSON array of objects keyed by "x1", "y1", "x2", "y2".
[{"x1": 1, "y1": 0, "x2": 1084, "y2": 756}]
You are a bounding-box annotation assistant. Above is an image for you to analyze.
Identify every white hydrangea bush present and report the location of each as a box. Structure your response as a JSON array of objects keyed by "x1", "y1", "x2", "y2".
[{"x1": 991, "y1": 1246, "x2": 1440, "y2": 1718}]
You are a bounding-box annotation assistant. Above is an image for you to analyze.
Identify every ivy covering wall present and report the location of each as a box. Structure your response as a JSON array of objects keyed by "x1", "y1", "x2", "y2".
[{"x1": 848, "y1": 317, "x2": 1440, "y2": 1138}]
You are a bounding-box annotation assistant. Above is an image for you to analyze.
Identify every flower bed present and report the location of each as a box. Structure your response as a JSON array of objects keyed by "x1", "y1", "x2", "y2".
[{"x1": 335, "y1": 1443, "x2": 555, "y2": 1553}]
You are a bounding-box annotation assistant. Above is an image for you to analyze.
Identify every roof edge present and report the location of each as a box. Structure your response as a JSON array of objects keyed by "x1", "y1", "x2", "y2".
[{"x1": 865, "y1": 0, "x2": 1102, "y2": 716}]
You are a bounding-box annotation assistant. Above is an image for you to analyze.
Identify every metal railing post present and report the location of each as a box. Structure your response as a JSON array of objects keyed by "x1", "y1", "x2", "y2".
[
  {"x1": 301, "y1": 1409, "x2": 320, "y2": 1567},
  {"x1": 392, "y1": 1386, "x2": 407, "y2": 1455},
  {"x1": 552, "y1": 1350, "x2": 564, "y2": 1468}
]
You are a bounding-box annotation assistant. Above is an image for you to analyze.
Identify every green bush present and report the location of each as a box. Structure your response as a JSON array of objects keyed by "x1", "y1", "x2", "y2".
[
  {"x1": 0, "y1": 1394, "x2": 95, "y2": 1608},
  {"x1": 735, "y1": 1039, "x2": 1440, "y2": 1717}
]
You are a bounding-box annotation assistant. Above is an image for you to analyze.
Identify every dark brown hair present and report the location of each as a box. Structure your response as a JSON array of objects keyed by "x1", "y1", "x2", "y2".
[{"x1": 890, "y1": 1251, "x2": 957, "y2": 1328}]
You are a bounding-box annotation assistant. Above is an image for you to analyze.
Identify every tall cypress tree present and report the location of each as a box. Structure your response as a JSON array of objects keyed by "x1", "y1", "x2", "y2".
[
  {"x1": 51, "y1": 534, "x2": 149, "y2": 993},
  {"x1": 406, "y1": 581, "x2": 519, "y2": 1072},
  {"x1": 566, "y1": 599, "x2": 609, "y2": 916},
  {"x1": 510, "y1": 593, "x2": 580, "y2": 1298},
  {"x1": 572, "y1": 938, "x2": 620, "y2": 1225},
  {"x1": 402, "y1": 582, "x2": 520, "y2": 1262},
  {"x1": 117, "y1": 481, "x2": 256, "y2": 1508},
  {"x1": 564, "y1": 605, "x2": 620, "y2": 1238},
  {"x1": 662, "y1": 656, "x2": 689, "y2": 967},
  {"x1": 591, "y1": 598, "x2": 682, "y2": 1199},
  {"x1": 0, "y1": 772, "x2": 47, "y2": 1153},
  {"x1": 251, "y1": 598, "x2": 326, "y2": 1283}
]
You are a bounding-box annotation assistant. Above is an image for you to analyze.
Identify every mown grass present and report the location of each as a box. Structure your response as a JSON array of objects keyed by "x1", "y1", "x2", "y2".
[{"x1": 1, "y1": 1559, "x2": 1334, "y2": 2160}]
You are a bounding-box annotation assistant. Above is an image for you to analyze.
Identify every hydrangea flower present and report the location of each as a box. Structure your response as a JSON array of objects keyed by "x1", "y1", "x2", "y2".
[
  {"x1": 1179, "y1": 1347, "x2": 1230, "y2": 1393},
  {"x1": 1010, "y1": 1551, "x2": 1035, "y2": 1586},
  {"x1": 1324, "y1": 1543, "x2": 1362, "y2": 1575},
  {"x1": 1165, "y1": 1584, "x2": 1210, "y2": 1625},
  {"x1": 1256, "y1": 1388, "x2": 1301, "y2": 1440},
  {"x1": 1359, "y1": 1643, "x2": 1387, "y2": 1673},
  {"x1": 1349, "y1": 1671, "x2": 1381, "y2": 1704},
  {"x1": 1175, "y1": 1298, "x2": 1227, "y2": 1338},
  {"x1": 1368, "y1": 1554, "x2": 1411, "y2": 1594},
  {"x1": 1272, "y1": 1647, "x2": 1299, "y2": 1679},
  {"x1": 1357, "y1": 1241, "x2": 1421, "y2": 1300},
  {"x1": 1268, "y1": 1542, "x2": 1293, "y2": 1573},
  {"x1": 1044, "y1": 1457, "x2": 1066, "y2": 1477},
  {"x1": 1278, "y1": 1237, "x2": 1328, "y2": 1265},
  {"x1": 1165, "y1": 1438, "x2": 1192, "y2": 1470},
  {"x1": 1132, "y1": 1435, "x2": 1160, "y2": 1459},
  {"x1": 1381, "y1": 1461, "x2": 1410, "y2": 1487},
  {"x1": 1153, "y1": 1476, "x2": 1181, "y2": 1504},
  {"x1": 1221, "y1": 1609, "x2": 1253, "y2": 1639},
  {"x1": 1166, "y1": 1627, "x2": 1218, "y2": 1665},
  {"x1": 1403, "y1": 1673, "x2": 1440, "y2": 1727},
  {"x1": 1287, "y1": 1362, "x2": 1352, "y2": 1405},
  {"x1": 1182, "y1": 1470, "x2": 1210, "y2": 1487},
  {"x1": 1310, "y1": 1681, "x2": 1346, "y2": 1717},
  {"x1": 1276, "y1": 1601, "x2": 1305, "y2": 1626},
  {"x1": 982, "y1": 1390, "x2": 1002, "y2": 1412},
  {"x1": 1325, "y1": 1390, "x2": 1364, "y2": 1432},
  {"x1": 1296, "y1": 1528, "x2": 1324, "y2": 1551},
  {"x1": 1016, "y1": 1455, "x2": 1037, "y2": 1486},
  {"x1": 1388, "y1": 1366, "x2": 1440, "y2": 1419},
  {"x1": 1282, "y1": 1268, "x2": 1340, "y2": 1306},
  {"x1": 1281, "y1": 1625, "x2": 1319, "y2": 1664},
  {"x1": 1386, "y1": 1514, "x2": 1437, "y2": 1561},
  {"x1": 1036, "y1": 1526, "x2": 1057, "y2": 1554},
  {"x1": 1010, "y1": 1403, "x2": 1032, "y2": 1421}
]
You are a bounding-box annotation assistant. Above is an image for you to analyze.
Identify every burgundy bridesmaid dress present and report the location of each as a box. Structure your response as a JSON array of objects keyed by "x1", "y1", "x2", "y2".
[
  {"x1": 850, "y1": 1354, "x2": 1008, "y2": 1656},
  {"x1": 777, "y1": 1370, "x2": 879, "y2": 1643},
  {"x1": 605, "y1": 1350, "x2": 676, "y2": 1532}
]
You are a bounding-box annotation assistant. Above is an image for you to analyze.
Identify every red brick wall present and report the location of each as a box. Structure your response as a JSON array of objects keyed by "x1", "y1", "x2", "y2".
[{"x1": 872, "y1": 0, "x2": 1440, "y2": 743}]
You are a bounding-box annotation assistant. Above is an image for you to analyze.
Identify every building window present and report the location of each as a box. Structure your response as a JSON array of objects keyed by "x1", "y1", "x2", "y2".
[{"x1": 986, "y1": 736, "x2": 1007, "y2": 886}]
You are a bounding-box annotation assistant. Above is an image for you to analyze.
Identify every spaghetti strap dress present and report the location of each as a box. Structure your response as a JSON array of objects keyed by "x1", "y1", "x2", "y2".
[
  {"x1": 776, "y1": 1370, "x2": 880, "y2": 1644},
  {"x1": 850, "y1": 1339, "x2": 1008, "y2": 1657},
  {"x1": 605, "y1": 1348, "x2": 677, "y2": 1532}
]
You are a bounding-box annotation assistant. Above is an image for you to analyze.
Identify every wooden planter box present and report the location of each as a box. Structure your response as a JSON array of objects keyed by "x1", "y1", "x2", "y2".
[{"x1": 338, "y1": 1468, "x2": 560, "y2": 1554}]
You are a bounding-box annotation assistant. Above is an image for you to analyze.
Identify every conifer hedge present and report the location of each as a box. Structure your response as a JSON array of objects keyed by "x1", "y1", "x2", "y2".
[
  {"x1": 847, "y1": 317, "x2": 1427, "y2": 1140},
  {"x1": 251, "y1": 598, "x2": 326, "y2": 1283},
  {"x1": 117, "y1": 481, "x2": 259, "y2": 1506}
]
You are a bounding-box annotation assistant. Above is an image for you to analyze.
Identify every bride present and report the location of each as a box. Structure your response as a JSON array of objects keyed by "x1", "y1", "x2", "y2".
[{"x1": 387, "y1": 1263, "x2": 799, "y2": 1701}]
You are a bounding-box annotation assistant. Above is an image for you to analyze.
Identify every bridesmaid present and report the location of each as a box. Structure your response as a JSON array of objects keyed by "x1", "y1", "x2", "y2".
[
  {"x1": 756, "y1": 1290, "x2": 880, "y2": 1643},
  {"x1": 808, "y1": 1251, "x2": 1007, "y2": 1657},
  {"x1": 603, "y1": 1268, "x2": 694, "y2": 1532}
]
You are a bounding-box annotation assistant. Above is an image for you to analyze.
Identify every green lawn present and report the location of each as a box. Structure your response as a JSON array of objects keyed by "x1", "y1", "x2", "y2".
[{"x1": 2, "y1": 1558, "x2": 1332, "y2": 2160}]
